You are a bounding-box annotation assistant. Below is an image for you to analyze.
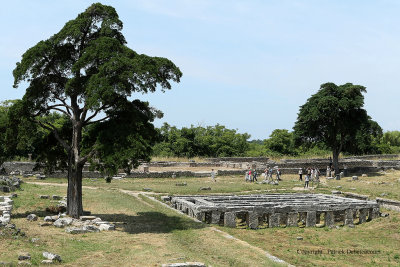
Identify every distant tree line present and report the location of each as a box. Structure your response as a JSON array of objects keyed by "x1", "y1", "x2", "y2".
[{"x1": 152, "y1": 123, "x2": 250, "y2": 157}]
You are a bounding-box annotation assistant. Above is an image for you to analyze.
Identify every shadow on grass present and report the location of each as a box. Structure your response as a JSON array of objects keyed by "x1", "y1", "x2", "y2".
[
  {"x1": 95, "y1": 212, "x2": 207, "y2": 234},
  {"x1": 11, "y1": 210, "x2": 207, "y2": 234}
]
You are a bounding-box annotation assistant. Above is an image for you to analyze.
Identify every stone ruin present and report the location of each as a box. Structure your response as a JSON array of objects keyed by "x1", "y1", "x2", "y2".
[
  {"x1": 167, "y1": 193, "x2": 380, "y2": 229},
  {"x1": 0, "y1": 195, "x2": 13, "y2": 226}
]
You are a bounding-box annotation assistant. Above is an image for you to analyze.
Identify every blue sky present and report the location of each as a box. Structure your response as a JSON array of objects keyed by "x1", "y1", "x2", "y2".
[{"x1": 1, "y1": 0, "x2": 399, "y2": 140}]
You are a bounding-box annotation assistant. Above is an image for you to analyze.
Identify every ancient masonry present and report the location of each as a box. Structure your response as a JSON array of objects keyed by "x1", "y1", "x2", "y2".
[
  {"x1": 168, "y1": 193, "x2": 380, "y2": 229},
  {"x1": 0, "y1": 196, "x2": 13, "y2": 226}
]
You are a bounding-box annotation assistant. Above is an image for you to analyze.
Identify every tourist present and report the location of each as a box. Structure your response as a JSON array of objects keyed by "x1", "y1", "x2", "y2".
[
  {"x1": 304, "y1": 173, "x2": 310, "y2": 188},
  {"x1": 253, "y1": 169, "x2": 258, "y2": 182},
  {"x1": 306, "y1": 167, "x2": 311, "y2": 182},
  {"x1": 326, "y1": 166, "x2": 331, "y2": 177},
  {"x1": 276, "y1": 168, "x2": 282, "y2": 181},
  {"x1": 245, "y1": 171, "x2": 250, "y2": 182},
  {"x1": 211, "y1": 169, "x2": 216, "y2": 182},
  {"x1": 298, "y1": 168, "x2": 303, "y2": 181},
  {"x1": 269, "y1": 167, "x2": 274, "y2": 180},
  {"x1": 264, "y1": 168, "x2": 269, "y2": 180}
]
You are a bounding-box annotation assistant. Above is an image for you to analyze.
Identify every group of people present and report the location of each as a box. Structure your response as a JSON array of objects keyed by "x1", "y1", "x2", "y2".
[
  {"x1": 298, "y1": 167, "x2": 320, "y2": 188},
  {"x1": 245, "y1": 167, "x2": 282, "y2": 182}
]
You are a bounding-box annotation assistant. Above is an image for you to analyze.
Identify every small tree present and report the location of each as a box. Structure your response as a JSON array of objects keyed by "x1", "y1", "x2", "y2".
[
  {"x1": 12, "y1": 3, "x2": 182, "y2": 218},
  {"x1": 293, "y1": 82, "x2": 380, "y2": 174}
]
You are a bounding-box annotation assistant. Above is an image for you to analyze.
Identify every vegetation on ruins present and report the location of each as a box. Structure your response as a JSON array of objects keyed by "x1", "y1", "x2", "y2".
[
  {"x1": 293, "y1": 82, "x2": 382, "y2": 174},
  {"x1": 11, "y1": 3, "x2": 182, "y2": 217}
]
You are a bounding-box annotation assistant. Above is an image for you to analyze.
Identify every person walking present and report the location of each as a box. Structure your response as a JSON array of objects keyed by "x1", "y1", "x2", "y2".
[
  {"x1": 211, "y1": 169, "x2": 216, "y2": 182},
  {"x1": 304, "y1": 173, "x2": 310, "y2": 188},
  {"x1": 298, "y1": 168, "x2": 303, "y2": 181},
  {"x1": 253, "y1": 169, "x2": 258, "y2": 182},
  {"x1": 276, "y1": 168, "x2": 282, "y2": 181}
]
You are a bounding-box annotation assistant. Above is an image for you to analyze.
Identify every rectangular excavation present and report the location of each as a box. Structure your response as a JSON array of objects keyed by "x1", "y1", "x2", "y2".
[{"x1": 168, "y1": 193, "x2": 380, "y2": 229}]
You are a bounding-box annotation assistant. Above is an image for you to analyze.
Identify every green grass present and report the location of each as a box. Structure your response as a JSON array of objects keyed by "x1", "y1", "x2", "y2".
[
  {"x1": 1, "y1": 183, "x2": 283, "y2": 267},
  {"x1": 3, "y1": 170, "x2": 400, "y2": 266}
]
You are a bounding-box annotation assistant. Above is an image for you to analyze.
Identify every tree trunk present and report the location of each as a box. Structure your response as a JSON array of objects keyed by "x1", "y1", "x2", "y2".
[
  {"x1": 67, "y1": 163, "x2": 83, "y2": 218},
  {"x1": 67, "y1": 120, "x2": 84, "y2": 218}
]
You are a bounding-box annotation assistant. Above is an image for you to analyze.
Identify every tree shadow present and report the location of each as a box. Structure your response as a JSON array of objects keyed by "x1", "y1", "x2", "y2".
[
  {"x1": 94, "y1": 212, "x2": 207, "y2": 234},
  {"x1": 11, "y1": 210, "x2": 207, "y2": 234}
]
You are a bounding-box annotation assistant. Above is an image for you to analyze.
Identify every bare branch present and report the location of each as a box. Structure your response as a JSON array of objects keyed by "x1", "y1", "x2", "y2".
[
  {"x1": 78, "y1": 148, "x2": 97, "y2": 165},
  {"x1": 83, "y1": 104, "x2": 109, "y2": 124},
  {"x1": 47, "y1": 105, "x2": 72, "y2": 117},
  {"x1": 54, "y1": 96, "x2": 72, "y2": 115},
  {"x1": 85, "y1": 115, "x2": 110, "y2": 125}
]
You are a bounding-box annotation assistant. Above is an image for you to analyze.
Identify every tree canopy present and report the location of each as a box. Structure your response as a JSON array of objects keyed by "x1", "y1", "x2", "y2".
[
  {"x1": 293, "y1": 82, "x2": 381, "y2": 173},
  {"x1": 153, "y1": 123, "x2": 250, "y2": 158},
  {"x1": 12, "y1": 3, "x2": 182, "y2": 217}
]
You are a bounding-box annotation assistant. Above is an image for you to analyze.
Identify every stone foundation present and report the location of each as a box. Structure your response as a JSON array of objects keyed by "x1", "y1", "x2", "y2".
[{"x1": 169, "y1": 193, "x2": 380, "y2": 229}]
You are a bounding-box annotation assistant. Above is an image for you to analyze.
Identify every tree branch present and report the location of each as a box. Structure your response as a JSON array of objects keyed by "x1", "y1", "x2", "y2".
[
  {"x1": 47, "y1": 105, "x2": 72, "y2": 117},
  {"x1": 35, "y1": 119, "x2": 71, "y2": 153},
  {"x1": 83, "y1": 104, "x2": 109, "y2": 124},
  {"x1": 78, "y1": 148, "x2": 97, "y2": 165},
  {"x1": 85, "y1": 115, "x2": 110, "y2": 125},
  {"x1": 54, "y1": 96, "x2": 72, "y2": 115}
]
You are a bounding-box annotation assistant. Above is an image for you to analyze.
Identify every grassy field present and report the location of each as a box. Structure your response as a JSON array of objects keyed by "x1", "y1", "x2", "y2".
[{"x1": 1, "y1": 170, "x2": 400, "y2": 266}]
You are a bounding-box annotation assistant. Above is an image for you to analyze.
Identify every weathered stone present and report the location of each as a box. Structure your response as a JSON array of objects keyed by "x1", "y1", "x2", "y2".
[
  {"x1": 246, "y1": 212, "x2": 259, "y2": 229},
  {"x1": 18, "y1": 253, "x2": 31, "y2": 261},
  {"x1": 368, "y1": 207, "x2": 380, "y2": 220},
  {"x1": 296, "y1": 236, "x2": 303, "y2": 240},
  {"x1": 83, "y1": 225, "x2": 100, "y2": 232},
  {"x1": 41, "y1": 260, "x2": 54, "y2": 264},
  {"x1": 31, "y1": 238, "x2": 40, "y2": 243},
  {"x1": 359, "y1": 209, "x2": 368, "y2": 224},
  {"x1": 143, "y1": 188, "x2": 152, "y2": 192},
  {"x1": 306, "y1": 211, "x2": 316, "y2": 227},
  {"x1": 344, "y1": 209, "x2": 354, "y2": 226},
  {"x1": 352, "y1": 176, "x2": 358, "y2": 181},
  {"x1": 40, "y1": 195, "x2": 50, "y2": 199},
  {"x1": 79, "y1": 216, "x2": 97, "y2": 221},
  {"x1": 362, "y1": 174, "x2": 368, "y2": 177},
  {"x1": 52, "y1": 195, "x2": 62, "y2": 200},
  {"x1": 42, "y1": 252, "x2": 62, "y2": 262},
  {"x1": 325, "y1": 211, "x2": 335, "y2": 227},
  {"x1": 65, "y1": 227, "x2": 88, "y2": 234},
  {"x1": 211, "y1": 211, "x2": 221, "y2": 224},
  {"x1": 26, "y1": 214, "x2": 38, "y2": 221},
  {"x1": 40, "y1": 222, "x2": 53, "y2": 227},
  {"x1": 287, "y1": 212, "x2": 298, "y2": 227},
  {"x1": 224, "y1": 212, "x2": 236, "y2": 227},
  {"x1": 199, "y1": 187, "x2": 211, "y2": 191},
  {"x1": 269, "y1": 213, "x2": 280, "y2": 228},
  {"x1": 44, "y1": 215, "x2": 59, "y2": 222},
  {"x1": 331, "y1": 190, "x2": 341, "y2": 194},
  {"x1": 175, "y1": 182, "x2": 187, "y2": 186},
  {"x1": 99, "y1": 224, "x2": 115, "y2": 231},
  {"x1": 53, "y1": 217, "x2": 73, "y2": 228}
]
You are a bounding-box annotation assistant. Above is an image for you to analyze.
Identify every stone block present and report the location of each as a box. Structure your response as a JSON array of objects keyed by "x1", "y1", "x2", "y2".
[
  {"x1": 40, "y1": 195, "x2": 50, "y2": 199},
  {"x1": 352, "y1": 176, "x2": 358, "y2": 181},
  {"x1": 211, "y1": 211, "x2": 221, "y2": 224},
  {"x1": 368, "y1": 207, "x2": 380, "y2": 220},
  {"x1": 42, "y1": 252, "x2": 62, "y2": 262},
  {"x1": 359, "y1": 208, "x2": 368, "y2": 224},
  {"x1": 344, "y1": 209, "x2": 354, "y2": 226},
  {"x1": 287, "y1": 212, "x2": 298, "y2": 227},
  {"x1": 268, "y1": 213, "x2": 280, "y2": 228},
  {"x1": 224, "y1": 212, "x2": 236, "y2": 228},
  {"x1": 26, "y1": 214, "x2": 38, "y2": 221},
  {"x1": 306, "y1": 211, "x2": 316, "y2": 227},
  {"x1": 325, "y1": 211, "x2": 334, "y2": 227},
  {"x1": 246, "y1": 212, "x2": 259, "y2": 229}
]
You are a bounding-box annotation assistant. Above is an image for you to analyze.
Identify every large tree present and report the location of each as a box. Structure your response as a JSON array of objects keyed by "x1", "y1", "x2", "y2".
[
  {"x1": 293, "y1": 82, "x2": 380, "y2": 174},
  {"x1": 12, "y1": 3, "x2": 182, "y2": 218}
]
